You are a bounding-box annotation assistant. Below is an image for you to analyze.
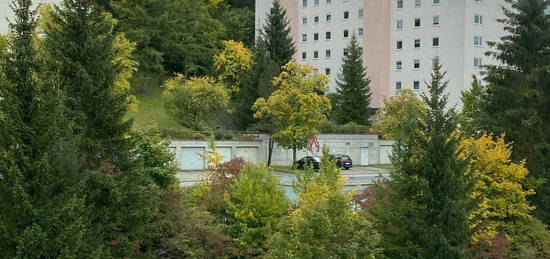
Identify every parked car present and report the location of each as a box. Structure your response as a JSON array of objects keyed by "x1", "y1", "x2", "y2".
[
  {"x1": 296, "y1": 156, "x2": 321, "y2": 170},
  {"x1": 331, "y1": 154, "x2": 353, "y2": 169}
]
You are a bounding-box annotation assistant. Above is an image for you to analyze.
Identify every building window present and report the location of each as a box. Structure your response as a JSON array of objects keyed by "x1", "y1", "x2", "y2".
[
  {"x1": 414, "y1": 59, "x2": 421, "y2": 69},
  {"x1": 314, "y1": 51, "x2": 319, "y2": 59},
  {"x1": 303, "y1": 0, "x2": 307, "y2": 7},
  {"x1": 474, "y1": 15, "x2": 483, "y2": 25},
  {"x1": 359, "y1": 47, "x2": 364, "y2": 54},
  {"x1": 433, "y1": 0, "x2": 440, "y2": 4},
  {"x1": 313, "y1": 69, "x2": 319, "y2": 74},
  {"x1": 326, "y1": 49, "x2": 331, "y2": 58},
  {"x1": 301, "y1": 52, "x2": 307, "y2": 60},
  {"x1": 414, "y1": 18, "x2": 421, "y2": 27},
  {"x1": 314, "y1": 33, "x2": 319, "y2": 41},
  {"x1": 474, "y1": 57, "x2": 482, "y2": 68},
  {"x1": 326, "y1": 0, "x2": 332, "y2": 3},
  {"x1": 433, "y1": 15, "x2": 440, "y2": 26},
  {"x1": 326, "y1": 31, "x2": 331, "y2": 40},
  {"x1": 344, "y1": 29, "x2": 349, "y2": 38},
  {"x1": 474, "y1": 0, "x2": 483, "y2": 3},
  {"x1": 314, "y1": 15, "x2": 320, "y2": 23},
  {"x1": 344, "y1": 48, "x2": 349, "y2": 56},
  {"x1": 358, "y1": 9, "x2": 364, "y2": 18},
  {"x1": 325, "y1": 68, "x2": 331, "y2": 76},
  {"x1": 396, "y1": 81, "x2": 402, "y2": 89},
  {"x1": 413, "y1": 81, "x2": 420, "y2": 89},
  {"x1": 358, "y1": 28, "x2": 364, "y2": 36},
  {"x1": 396, "y1": 19, "x2": 403, "y2": 30},
  {"x1": 396, "y1": 40, "x2": 403, "y2": 49},
  {"x1": 396, "y1": 61, "x2": 403, "y2": 70},
  {"x1": 474, "y1": 36, "x2": 483, "y2": 46},
  {"x1": 415, "y1": 0, "x2": 421, "y2": 7},
  {"x1": 302, "y1": 17, "x2": 308, "y2": 25},
  {"x1": 302, "y1": 34, "x2": 307, "y2": 42},
  {"x1": 344, "y1": 11, "x2": 349, "y2": 20},
  {"x1": 397, "y1": 0, "x2": 403, "y2": 8},
  {"x1": 326, "y1": 14, "x2": 332, "y2": 22},
  {"x1": 414, "y1": 39, "x2": 421, "y2": 48},
  {"x1": 433, "y1": 36, "x2": 439, "y2": 47},
  {"x1": 314, "y1": 0, "x2": 320, "y2": 5}
]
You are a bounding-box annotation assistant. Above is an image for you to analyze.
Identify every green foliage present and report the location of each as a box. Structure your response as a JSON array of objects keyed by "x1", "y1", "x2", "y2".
[
  {"x1": 224, "y1": 164, "x2": 289, "y2": 256},
  {"x1": 459, "y1": 75, "x2": 484, "y2": 137},
  {"x1": 253, "y1": 62, "x2": 331, "y2": 167},
  {"x1": 260, "y1": 0, "x2": 296, "y2": 68},
  {"x1": 333, "y1": 34, "x2": 373, "y2": 126},
  {"x1": 481, "y1": 0, "x2": 550, "y2": 224},
  {"x1": 163, "y1": 75, "x2": 230, "y2": 130},
  {"x1": 219, "y1": 7, "x2": 255, "y2": 47},
  {"x1": 266, "y1": 147, "x2": 382, "y2": 258},
  {"x1": 130, "y1": 126, "x2": 179, "y2": 189},
  {"x1": 0, "y1": 34, "x2": 7, "y2": 53},
  {"x1": 41, "y1": 0, "x2": 137, "y2": 163},
  {"x1": 374, "y1": 89, "x2": 427, "y2": 141},
  {"x1": 370, "y1": 58, "x2": 472, "y2": 258}
]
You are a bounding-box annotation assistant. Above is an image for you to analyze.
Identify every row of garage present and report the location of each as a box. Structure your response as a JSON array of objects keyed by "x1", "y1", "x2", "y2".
[{"x1": 174, "y1": 146, "x2": 259, "y2": 170}]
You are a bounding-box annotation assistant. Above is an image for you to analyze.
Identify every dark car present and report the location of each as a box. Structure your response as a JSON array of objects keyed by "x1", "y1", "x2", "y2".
[
  {"x1": 332, "y1": 154, "x2": 353, "y2": 169},
  {"x1": 296, "y1": 156, "x2": 321, "y2": 170}
]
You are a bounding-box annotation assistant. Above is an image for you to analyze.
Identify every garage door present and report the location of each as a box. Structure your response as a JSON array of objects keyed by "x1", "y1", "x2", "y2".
[
  {"x1": 380, "y1": 146, "x2": 393, "y2": 165},
  {"x1": 217, "y1": 147, "x2": 232, "y2": 163},
  {"x1": 236, "y1": 147, "x2": 258, "y2": 164},
  {"x1": 361, "y1": 148, "x2": 369, "y2": 166},
  {"x1": 180, "y1": 147, "x2": 205, "y2": 170}
]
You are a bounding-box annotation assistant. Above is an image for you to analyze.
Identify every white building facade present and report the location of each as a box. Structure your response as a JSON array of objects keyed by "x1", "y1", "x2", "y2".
[{"x1": 256, "y1": 0, "x2": 508, "y2": 109}]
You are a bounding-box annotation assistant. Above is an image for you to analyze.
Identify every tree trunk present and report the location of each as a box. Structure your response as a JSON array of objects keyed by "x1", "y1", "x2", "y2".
[
  {"x1": 267, "y1": 137, "x2": 274, "y2": 166},
  {"x1": 140, "y1": 79, "x2": 147, "y2": 93},
  {"x1": 292, "y1": 147, "x2": 297, "y2": 170}
]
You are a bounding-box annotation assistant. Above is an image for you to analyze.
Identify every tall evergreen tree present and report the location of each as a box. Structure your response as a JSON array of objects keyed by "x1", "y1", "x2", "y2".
[
  {"x1": 334, "y1": 34, "x2": 373, "y2": 126},
  {"x1": 0, "y1": 0, "x2": 90, "y2": 256},
  {"x1": 42, "y1": 0, "x2": 136, "y2": 165},
  {"x1": 459, "y1": 75, "x2": 484, "y2": 137},
  {"x1": 371, "y1": 58, "x2": 472, "y2": 258},
  {"x1": 481, "y1": 0, "x2": 550, "y2": 224},
  {"x1": 260, "y1": 0, "x2": 296, "y2": 68}
]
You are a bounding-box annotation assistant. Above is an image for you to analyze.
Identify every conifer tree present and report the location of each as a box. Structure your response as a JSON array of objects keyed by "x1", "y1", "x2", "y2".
[
  {"x1": 334, "y1": 34, "x2": 373, "y2": 125},
  {"x1": 260, "y1": 0, "x2": 296, "y2": 68},
  {"x1": 371, "y1": 58, "x2": 472, "y2": 258},
  {"x1": 481, "y1": 0, "x2": 550, "y2": 224},
  {"x1": 0, "y1": 0, "x2": 90, "y2": 256},
  {"x1": 42, "y1": 0, "x2": 136, "y2": 165},
  {"x1": 459, "y1": 75, "x2": 484, "y2": 137}
]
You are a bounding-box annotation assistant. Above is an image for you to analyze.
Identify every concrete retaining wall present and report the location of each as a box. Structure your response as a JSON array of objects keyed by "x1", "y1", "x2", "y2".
[{"x1": 170, "y1": 134, "x2": 394, "y2": 170}]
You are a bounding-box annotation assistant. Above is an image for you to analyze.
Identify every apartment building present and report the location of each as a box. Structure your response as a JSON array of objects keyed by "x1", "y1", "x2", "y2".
[
  {"x1": 255, "y1": 0, "x2": 508, "y2": 108},
  {"x1": 0, "y1": 0, "x2": 61, "y2": 34}
]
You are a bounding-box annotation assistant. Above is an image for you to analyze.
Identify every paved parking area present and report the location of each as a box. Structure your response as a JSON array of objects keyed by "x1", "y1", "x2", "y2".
[{"x1": 177, "y1": 166, "x2": 391, "y2": 187}]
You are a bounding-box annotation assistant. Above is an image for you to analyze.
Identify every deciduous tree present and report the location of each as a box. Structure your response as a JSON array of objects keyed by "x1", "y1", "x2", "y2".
[
  {"x1": 374, "y1": 89, "x2": 426, "y2": 141},
  {"x1": 253, "y1": 62, "x2": 331, "y2": 168},
  {"x1": 214, "y1": 40, "x2": 253, "y2": 96},
  {"x1": 163, "y1": 75, "x2": 230, "y2": 131},
  {"x1": 266, "y1": 148, "x2": 382, "y2": 258}
]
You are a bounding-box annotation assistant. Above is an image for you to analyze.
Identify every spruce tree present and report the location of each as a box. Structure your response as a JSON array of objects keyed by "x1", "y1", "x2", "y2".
[
  {"x1": 334, "y1": 34, "x2": 373, "y2": 126},
  {"x1": 0, "y1": 0, "x2": 90, "y2": 256},
  {"x1": 481, "y1": 0, "x2": 550, "y2": 224},
  {"x1": 372, "y1": 58, "x2": 471, "y2": 258},
  {"x1": 261, "y1": 0, "x2": 296, "y2": 68},
  {"x1": 459, "y1": 75, "x2": 484, "y2": 137},
  {"x1": 42, "y1": 0, "x2": 135, "y2": 165}
]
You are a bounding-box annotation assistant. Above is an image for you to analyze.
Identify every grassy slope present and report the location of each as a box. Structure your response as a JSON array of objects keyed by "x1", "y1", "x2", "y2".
[{"x1": 128, "y1": 85, "x2": 181, "y2": 130}]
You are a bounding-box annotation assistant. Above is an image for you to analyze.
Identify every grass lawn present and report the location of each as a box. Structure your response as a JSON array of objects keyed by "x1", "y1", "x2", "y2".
[
  {"x1": 270, "y1": 165, "x2": 295, "y2": 173},
  {"x1": 128, "y1": 86, "x2": 181, "y2": 130}
]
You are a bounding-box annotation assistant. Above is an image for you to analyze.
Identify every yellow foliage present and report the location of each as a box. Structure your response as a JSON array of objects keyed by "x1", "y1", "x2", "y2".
[
  {"x1": 253, "y1": 62, "x2": 331, "y2": 150},
  {"x1": 374, "y1": 89, "x2": 426, "y2": 140},
  {"x1": 460, "y1": 135, "x2": 534, "y2": 244},
  {"x1": 213, "y1": 40, "x2": 253, "y2": 93}
]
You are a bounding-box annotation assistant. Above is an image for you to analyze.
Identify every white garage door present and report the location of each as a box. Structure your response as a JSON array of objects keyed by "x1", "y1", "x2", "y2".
[
  {"x1": 236, "y1": 147, "x2": 258, "y2": 164},
  {"x1": 380, "y1": 146, "x2": 393, "y2": 165},
  {"x1": 217, "y1": 147, "x2": 232, "y2": 163},
  {"x1": 361, "y1": 148, "x2": 369, "y2": 166},
  {"x1": 180, "y1": 147, "x2": 205, "y2": 170}
]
